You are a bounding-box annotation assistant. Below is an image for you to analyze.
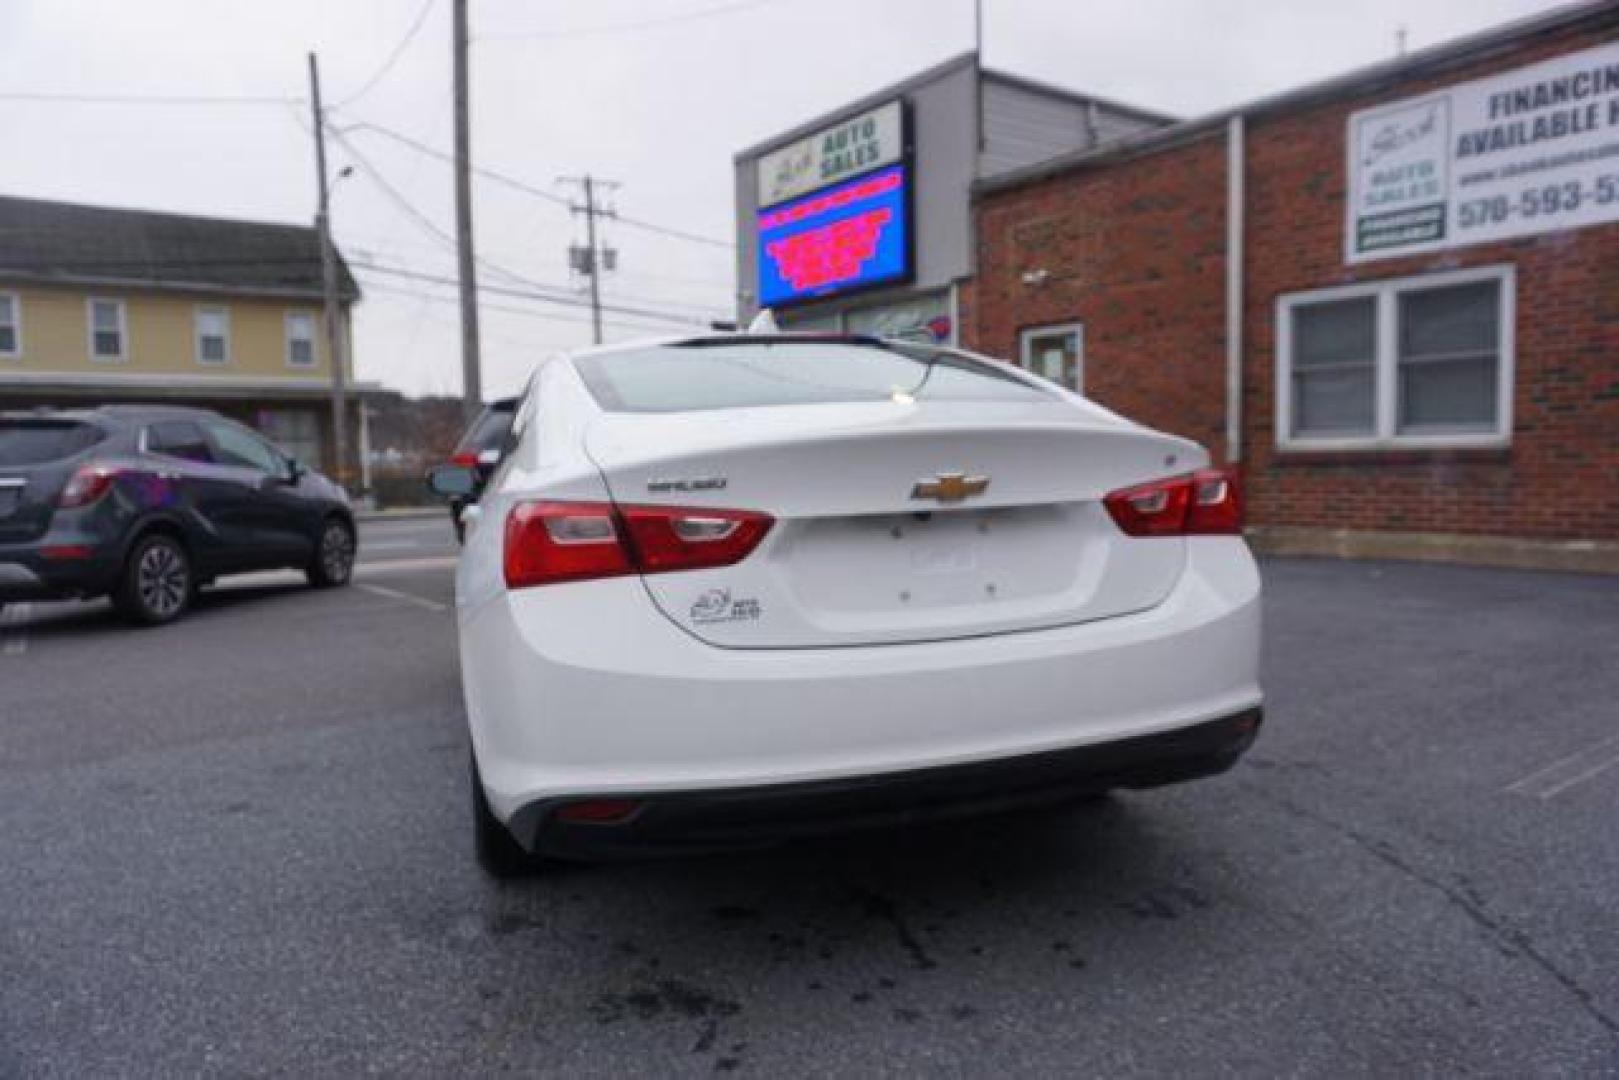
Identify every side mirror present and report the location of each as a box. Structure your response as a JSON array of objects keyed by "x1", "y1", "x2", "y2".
[
  {"x1": 286, "y1": 457, "x2": 306, "y2": 484},
  {"x1": 427, "y1": 463, "x2": 479, "y2": 498}
]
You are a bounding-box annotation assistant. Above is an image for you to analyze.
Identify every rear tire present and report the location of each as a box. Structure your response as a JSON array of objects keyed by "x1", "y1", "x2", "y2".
[
  {"x1": 113, "y1": 533, "x2": 193, "y2": 626},
  {"x1": 307, "y1": 516, "x2": 355, "y2": 588},
  {"x1": 471, "y1": 752, "x2": 541, "y2": 880}
]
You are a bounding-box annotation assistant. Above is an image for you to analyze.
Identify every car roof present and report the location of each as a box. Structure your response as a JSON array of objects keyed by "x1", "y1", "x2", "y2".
[
  {"x1": 0, "y1": 404, "x2": 227, "y2": 427},
  {"x1": 563, "y1": 331, "x2": 892, "y2": 362}
]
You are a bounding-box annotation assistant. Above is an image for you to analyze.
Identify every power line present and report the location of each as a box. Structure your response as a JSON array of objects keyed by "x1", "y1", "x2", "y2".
[
  {"x1": 342, "y1": 119, "x2": 733, "y2": 249},
  {"x1": 476, "y1": 0, "x2": 787, "y2": 42},
  {"x1": 327, "y1": 123, "x2": 557, "y2": 295},
  {"x1": 334, "y1": 0, "x2": 440, "y2": 109},
  {"x1": 344, "y1": 121, "x2": 568, "y2": 207},
  {"x1": 330, "y1": 125, "x2": 727, "y2": 320},
  {"x1": 358, "y1": 277, "x2": 697, "y2": 337},
  {"x1": 0, "y1": 90, "x2": 299, "y2": 106},
  {"x1": 350, "y1": 260, "x2": 714, "y2": 327}
]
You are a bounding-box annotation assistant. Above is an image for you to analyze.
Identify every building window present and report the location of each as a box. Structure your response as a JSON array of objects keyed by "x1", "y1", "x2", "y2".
[
  {"x1": 285, "y1": 311, "x2": 317, "y2": 368},
  {"x1": 88, "y1": 298, "x2": 128, "y2": 361},
  {"x1": 257, "y1": 408, "x2": 323, "y2": 468},
  {"x1": 204, "y1": 420, "x2": 286, "y2": 476},
  {"x1": 1276, "y1": 266, "x2": 1513, "y2": 450},
  {"x1": 0, "y1": 293, "x2": 19, "y2": 357},
  {"x1": 195, "y1": 306, "x2": 230, "y2": 365},
  {"x1": 1018, "y1": 322, "x2": 1084, "y2": 391}
]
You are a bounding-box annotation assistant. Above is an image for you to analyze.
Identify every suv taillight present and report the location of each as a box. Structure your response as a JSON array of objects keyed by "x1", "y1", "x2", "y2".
[
  {"x1": 503, "y1": 500, "x2": 773, "y2": 589},
  {"x1": 58, "y1": 465, "x2": 119, "y2": 509},
  {"x1": 1103, "y1": 468, "x2": 1242, "y2": 537}
]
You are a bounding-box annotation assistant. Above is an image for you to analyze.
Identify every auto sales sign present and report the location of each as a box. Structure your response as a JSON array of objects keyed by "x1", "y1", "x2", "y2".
[
  {"x1": 1346, "y1": 40, "x2": 1619, "y2": 262},
  {"x1": 757, "y1": 101, "x2": 905, "y2": 208},
  {"x1": 754, "y1": 100, "x2": 914, "y2": 307}
]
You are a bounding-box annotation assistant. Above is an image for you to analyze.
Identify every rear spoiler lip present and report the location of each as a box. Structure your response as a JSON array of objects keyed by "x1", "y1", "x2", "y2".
[{"x1": 665, "y1": 333, "x2": 888, "y2": 349}]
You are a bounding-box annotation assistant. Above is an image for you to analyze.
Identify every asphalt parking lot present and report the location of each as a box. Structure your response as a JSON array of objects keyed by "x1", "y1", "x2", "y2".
[{"x1": 2, "y1": 520, "x2": 1616, "y2": 1076}]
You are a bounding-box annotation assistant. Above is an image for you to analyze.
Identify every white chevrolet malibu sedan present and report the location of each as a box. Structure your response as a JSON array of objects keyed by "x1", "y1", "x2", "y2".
[{"x1": 434, "y1": 332, "x2": 1262, "y2": 877}]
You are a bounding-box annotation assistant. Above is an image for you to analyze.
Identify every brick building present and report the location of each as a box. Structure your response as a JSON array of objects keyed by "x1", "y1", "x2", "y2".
[{"x1": 967, "y1": 3, "x2": 1619, "y2": 571}]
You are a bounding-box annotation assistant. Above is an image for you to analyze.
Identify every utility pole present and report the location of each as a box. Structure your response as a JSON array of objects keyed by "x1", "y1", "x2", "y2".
[
  {"x1": 973, "y1": 0, "x2": 985, "y2": 151},
  {"x1": 560, "y1": 175, "x2": 618, "y2": 345},
  {"x1": 307, "y1": 52, "x2": 350, "y2": 490},
  {"x1": 453, "y1": 0, "x2": 482, "y2": 421}
]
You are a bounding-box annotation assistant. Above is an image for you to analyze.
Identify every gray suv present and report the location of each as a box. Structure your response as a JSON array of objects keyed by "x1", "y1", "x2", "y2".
[{"x1": 0, "y1": 405, "x2": 356, "y2": 625}]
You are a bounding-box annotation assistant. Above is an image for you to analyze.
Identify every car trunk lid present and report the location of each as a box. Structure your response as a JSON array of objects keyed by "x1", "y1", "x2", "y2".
[
  {"x1": 0, "y1": 418, "x2": 107, "y2": 542},
  {"x1": 584, "y1": 399, "x2": 1199, "y2": 649}
]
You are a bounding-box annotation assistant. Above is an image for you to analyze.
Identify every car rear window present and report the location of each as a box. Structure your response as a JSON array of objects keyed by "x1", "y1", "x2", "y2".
[
  {"x1": 0, "y1": 420, "x2": 105, "y2": 466},
  {"x1": 456, "y1": 404, "x2": 515, "y2": 454},
  {"x1": 145, "y1": 420, "x2": 215, "y2": 463},
  {"x1": 573, "y1": 342, "x2": 1052, "y2": 414}
]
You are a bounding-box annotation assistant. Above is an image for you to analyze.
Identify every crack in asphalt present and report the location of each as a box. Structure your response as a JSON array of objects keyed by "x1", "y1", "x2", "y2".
[
  {"x1": 851, "y1": 888, "x2": 939, "y2": 971},
  {"x1": 1257, "y1": 788, "x2": 1619, "y2": 1039}
]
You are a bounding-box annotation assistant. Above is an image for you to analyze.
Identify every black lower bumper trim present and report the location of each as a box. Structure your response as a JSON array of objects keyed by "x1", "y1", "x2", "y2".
[{"x1": 508, "y1": 708, "x2": 1262, "y2": 859}]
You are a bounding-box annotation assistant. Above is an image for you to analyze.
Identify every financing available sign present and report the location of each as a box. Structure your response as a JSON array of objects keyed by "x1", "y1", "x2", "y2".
[{"x1": 1346, "y1": 40, "x2": 1619, "y2": 262}]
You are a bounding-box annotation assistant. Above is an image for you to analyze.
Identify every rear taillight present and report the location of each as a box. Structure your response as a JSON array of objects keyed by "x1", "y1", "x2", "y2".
[
  {"x1": 58, "y1": 465, "x2": 119, "y2": 509},
  {"x1": 1103, "y1": 468, "x2": 1241, "y2": 537},
  {"x1": 503, "y1": 500, "x2": 773, "y2": 589},
  {"x1": 449, "y1": 450, "x2": 480, "y2": 467}
]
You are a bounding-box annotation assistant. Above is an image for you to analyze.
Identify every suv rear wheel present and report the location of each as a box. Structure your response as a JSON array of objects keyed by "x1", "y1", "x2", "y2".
[{"x1": 113, "y1": 533, "x2": 192, "y2": 626}]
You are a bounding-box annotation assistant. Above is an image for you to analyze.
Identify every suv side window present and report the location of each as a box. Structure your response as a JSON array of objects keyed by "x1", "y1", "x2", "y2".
[
  {"x1": 206, "y1": 421, "x2": 284, "y2": 476},
  {"x1": 145, "y1": 421, "x2": 215, "y2": 464}
]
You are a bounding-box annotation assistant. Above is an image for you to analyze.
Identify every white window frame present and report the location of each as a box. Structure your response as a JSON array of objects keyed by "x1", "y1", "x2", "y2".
[
  {"x1": 0, "y1": 292, "x2": 20, "y2": 359},
  {"x1": 194, "y1": 305, "x2": 231, "y2": 365},
  {"x1": 1275, "y1": 264, "x2": 1514, "y2": 452},
  {"x1": 86, "y1": 297, "x2": 129, "y2": 363},
  {"x1": 284, "y1": 310, "x2": 317, "y2": 368},
  {"x1": 1018, "y1": 321, "x2": 1085, "y2": 392}
]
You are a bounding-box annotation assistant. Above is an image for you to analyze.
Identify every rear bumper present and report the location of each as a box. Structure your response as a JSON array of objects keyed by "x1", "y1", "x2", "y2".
[
  {"x1": 0, "y1": 552, "x2": 120, "y2": 602},
  {"x1": 510, "y1": 707, "x2": 1262, "y2": 857},
  {"x1": 462, "y1": 536, "x2": 1264, "y2": 827}
]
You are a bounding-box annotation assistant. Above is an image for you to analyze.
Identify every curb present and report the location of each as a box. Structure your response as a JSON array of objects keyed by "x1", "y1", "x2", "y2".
[{"x1": 357, "y1": 507, "x2": 445, "y2": 523}]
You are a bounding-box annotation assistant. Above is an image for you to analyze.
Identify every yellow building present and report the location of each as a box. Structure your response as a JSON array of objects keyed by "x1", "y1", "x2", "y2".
[{"x1": 0, "y1": 194, "x2": 382, "y2": 482}]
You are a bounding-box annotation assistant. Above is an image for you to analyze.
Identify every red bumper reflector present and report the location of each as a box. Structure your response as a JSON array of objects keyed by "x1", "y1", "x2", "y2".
[
  {"x1": 41, "y1": 545, "x2": 96, "y2": 560},
  {"x1": 554, "y1": 799, "x2": 643, "y2": 825}
]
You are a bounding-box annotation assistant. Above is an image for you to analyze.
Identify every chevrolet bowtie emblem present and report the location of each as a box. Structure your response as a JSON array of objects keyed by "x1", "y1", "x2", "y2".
[{"x1": 911, "y1": 472, "x2": 990, "y2": 503}]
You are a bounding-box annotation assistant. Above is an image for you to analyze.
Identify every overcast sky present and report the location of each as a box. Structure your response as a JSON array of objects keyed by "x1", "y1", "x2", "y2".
[{"x1": 0, "y1": 0, "x2": 1569, "y2": 399}]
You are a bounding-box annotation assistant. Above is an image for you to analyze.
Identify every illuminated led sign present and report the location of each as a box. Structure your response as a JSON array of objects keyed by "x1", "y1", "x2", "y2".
[{"x1": 756, "y1": 163, "x2": 913, "y2": 308}]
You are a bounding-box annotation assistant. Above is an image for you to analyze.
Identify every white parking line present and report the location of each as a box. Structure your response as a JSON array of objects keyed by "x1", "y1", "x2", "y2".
[
  {"x1": 356, "y1": 556, "x2": 458, "y2": 575},
  {"x1": 1535, "y1": 750, "x2": 1619, "y2": 800},
  {"x1": 1505, "y1": 731, "x2": 1619, "y2": 800},
  {"x1": 357, "y1": 583, "x2": 447, "y2": 613},
  {"x1": 1, "y1": 602, "x2": 31, "y2": 656}
]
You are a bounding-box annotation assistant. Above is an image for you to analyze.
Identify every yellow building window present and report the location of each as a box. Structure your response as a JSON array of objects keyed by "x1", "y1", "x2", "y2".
[
  {"x1": 0, "y1": 293, "x2": 18, "y2": 357},
  {"x1": 286, "y1": 311, "x2": 316, "y2": 368},
  {"x1": 88, "y1": 298, "x2": 127, "y2": 362},
  {"x1": 196, "y1": 306, "x2": 230, "y2": 365}
]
